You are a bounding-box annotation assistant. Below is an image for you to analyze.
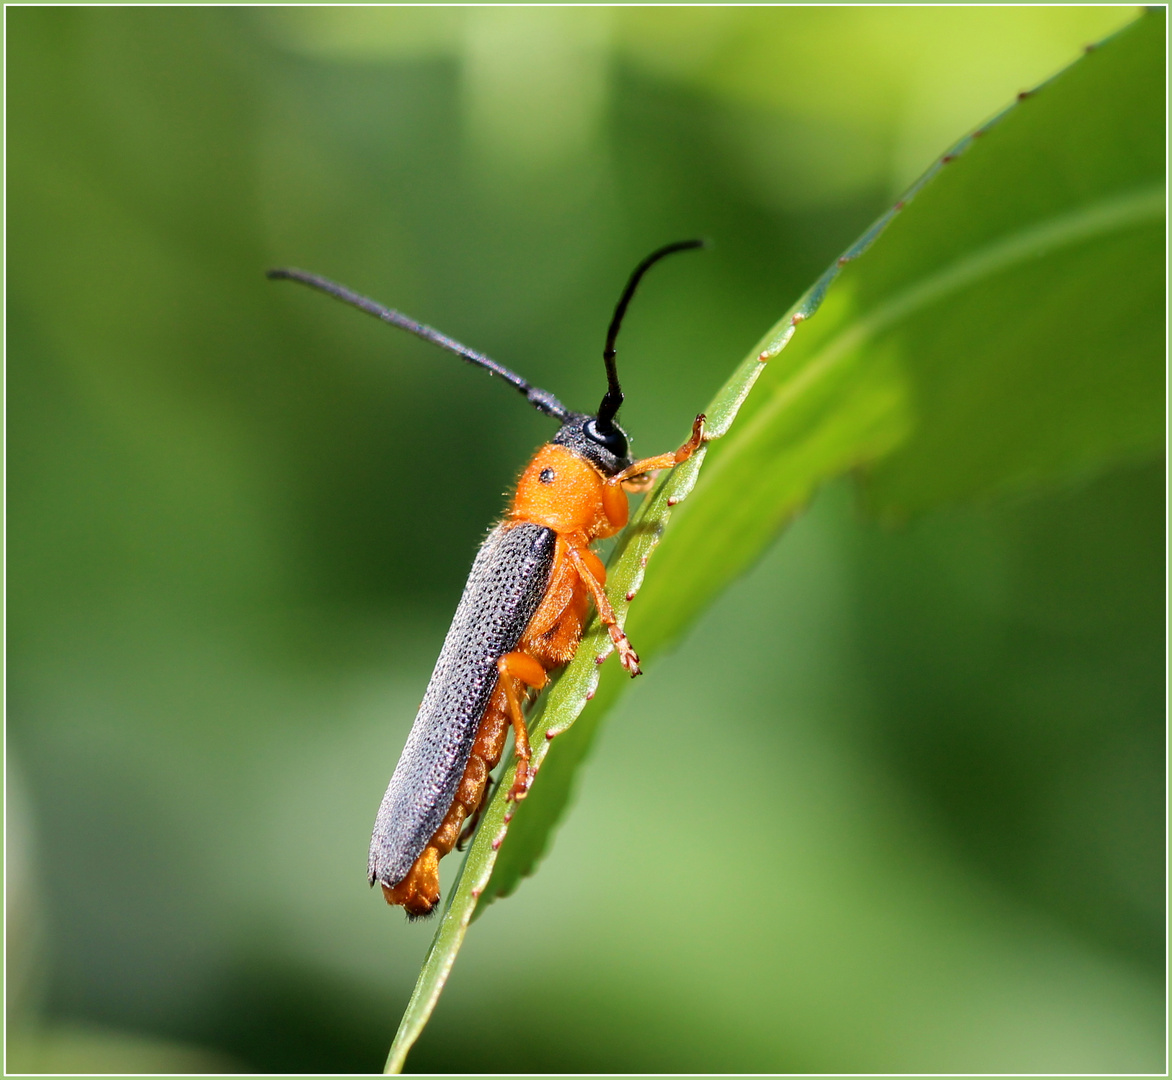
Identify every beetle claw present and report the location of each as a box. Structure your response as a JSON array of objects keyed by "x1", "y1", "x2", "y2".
[{"x1": 617, "y1": 639, "x2": 642, "y2": 677}]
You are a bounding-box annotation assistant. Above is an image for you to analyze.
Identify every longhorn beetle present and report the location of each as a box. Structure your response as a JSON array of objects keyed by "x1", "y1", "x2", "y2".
[{"x1": 268, "y1": 242, "x2": 706, "y2": 918}]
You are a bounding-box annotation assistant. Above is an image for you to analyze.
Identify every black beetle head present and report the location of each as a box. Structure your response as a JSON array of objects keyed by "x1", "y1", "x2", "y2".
[{"x1": 551, "y1": 412, "x2": 632, "y2": 477}]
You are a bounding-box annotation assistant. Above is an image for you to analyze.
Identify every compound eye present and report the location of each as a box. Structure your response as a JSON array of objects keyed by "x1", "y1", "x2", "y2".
[{"x1": 585, "y1": 418, "x2": 628, "y2": 459}]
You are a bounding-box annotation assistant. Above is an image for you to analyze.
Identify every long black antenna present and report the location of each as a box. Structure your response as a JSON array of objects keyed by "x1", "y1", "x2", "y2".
[
  {"x1": 597, "y1": 239, "x2": 706, "y2": 430},
  {"x1": 267, "y1": 267, "x2": 570, "y2": 421}
]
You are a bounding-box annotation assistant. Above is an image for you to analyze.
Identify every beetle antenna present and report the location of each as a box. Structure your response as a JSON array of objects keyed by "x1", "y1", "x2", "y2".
[
  {"x1": 267, "y1": 267, "x2": 570, "y2": 421},
  {"x1": 597, "y1": 239, "x2": 706, "y2": 430}
]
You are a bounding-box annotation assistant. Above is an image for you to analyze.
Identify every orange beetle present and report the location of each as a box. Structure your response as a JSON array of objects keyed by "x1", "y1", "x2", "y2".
[{"x1": 269, "y1": 242, "x2": 706, "y2": 917}]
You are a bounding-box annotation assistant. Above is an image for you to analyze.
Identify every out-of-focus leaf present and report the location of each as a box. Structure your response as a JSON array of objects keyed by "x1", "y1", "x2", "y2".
[
  {"x1": 385, "y1": 10, "x2": 1163, "y2": 1071},
  {"x1": 640, "y1": 8, "x2": 1163, "y2": 653}
]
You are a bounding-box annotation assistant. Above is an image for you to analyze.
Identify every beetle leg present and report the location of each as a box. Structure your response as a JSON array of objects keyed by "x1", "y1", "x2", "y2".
[
  {"x1": 612, "y1": 413, "x2": 706, "y2": 488},
  {"x1": 566, "y1": 545, "x2": 642, "y2": 677},
  {"x1": 497, "y1": 652, "x2": 547, "y2": 801}
]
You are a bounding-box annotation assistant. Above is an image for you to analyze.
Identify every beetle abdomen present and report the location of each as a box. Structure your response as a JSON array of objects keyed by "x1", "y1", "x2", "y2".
[{"x1": 368, "y1": 521, "x2": 556, "y2": 889}]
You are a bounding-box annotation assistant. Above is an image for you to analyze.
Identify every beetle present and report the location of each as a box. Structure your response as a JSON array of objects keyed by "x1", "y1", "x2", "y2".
[{"x1": 268, "y1": 241, "x2": 706, "y2": 918}]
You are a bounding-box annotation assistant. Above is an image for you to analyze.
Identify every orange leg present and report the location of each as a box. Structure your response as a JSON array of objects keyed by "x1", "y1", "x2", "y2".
[
  {"x1": 613, "y1": 413, "x2": 706, "y2": 489},
  {"x1": 567, "y1": 545, "x2": 642, "y2": 678},
  {"x1": 497, "y1": 652, "x2": 547, "y2": 801}
]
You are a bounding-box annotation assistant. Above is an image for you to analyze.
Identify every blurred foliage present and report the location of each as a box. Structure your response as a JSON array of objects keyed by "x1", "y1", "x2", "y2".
[{"x1": 5, "y1": 6, "x2": 1162, "y2": 1075}]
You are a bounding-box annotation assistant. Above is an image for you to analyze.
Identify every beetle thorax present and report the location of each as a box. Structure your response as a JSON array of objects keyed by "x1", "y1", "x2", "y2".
[{"x1": 510, "y1": 444, "x2": 628, "y2": 538}]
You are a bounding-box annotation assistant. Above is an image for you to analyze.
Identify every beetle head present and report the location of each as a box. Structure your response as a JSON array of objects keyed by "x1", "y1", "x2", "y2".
[{"x1": 551, "y1": 412, "x2": 632, "y2": 477}]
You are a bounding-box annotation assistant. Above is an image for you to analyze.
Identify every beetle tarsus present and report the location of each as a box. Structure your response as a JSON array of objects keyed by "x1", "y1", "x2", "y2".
[
  {"x1": 507, "y1": 762, "x2": 534, "y2": 802},
  {"x1": 688, "y1": 412, "x2": 707, "y2": 449},
  {"x1": 616, "y1": 636, "x2": 642, "y2": 677}
]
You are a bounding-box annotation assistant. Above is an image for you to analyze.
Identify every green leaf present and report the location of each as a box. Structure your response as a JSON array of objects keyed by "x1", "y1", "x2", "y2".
[
  {"x1": 385, "y1": 10, "x2": 1163, "y2": 1071},
  {"x1": 639, "y1": 7, "x2": 1163, "y2": 656}
]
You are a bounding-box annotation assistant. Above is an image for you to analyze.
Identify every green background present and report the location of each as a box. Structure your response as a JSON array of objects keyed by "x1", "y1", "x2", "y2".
[{"x1": 6, "y1": 7, "x2": 1164, "y2": 1073}]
